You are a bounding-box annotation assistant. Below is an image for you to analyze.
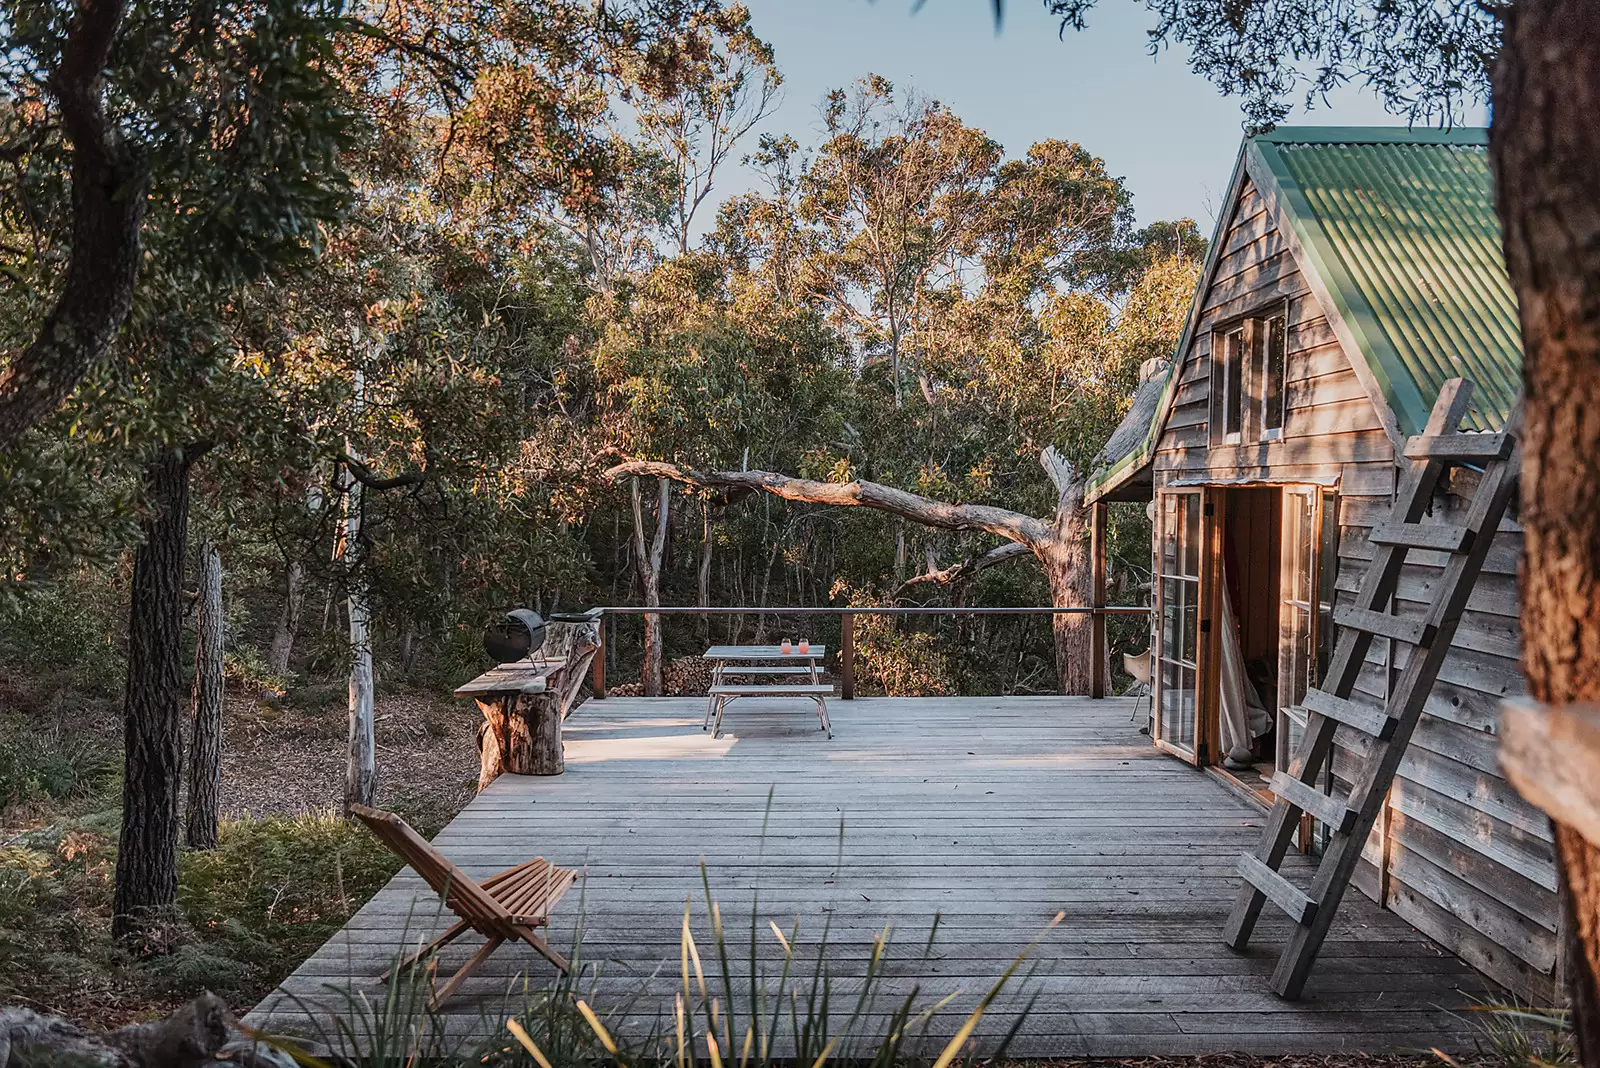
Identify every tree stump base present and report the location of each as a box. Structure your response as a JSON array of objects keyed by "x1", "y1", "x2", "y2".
[{"x1": 475, "y1": 691, "x2": 563, "y2": 788}]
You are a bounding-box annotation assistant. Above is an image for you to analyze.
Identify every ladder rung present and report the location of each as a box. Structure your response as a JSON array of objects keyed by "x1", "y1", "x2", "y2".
[
  {"x1": 1237, "y1": 854, "x2": 1318, "y2": 925},
  {"x1": 1334, "y1": 605, "x2": 1436, "y2": 647},
  {"x1": 1270, "y1": 772, "x2": 1358, "y2": 834},
  {"x1": 1369, "y1": 521, "x2": 1474, "y2": 553},
  {"x1": 1403, "y1": 432, "x2": 1511, "y2": 463},
  {"x1": 1302, "y1": 688, "x2": 1397, "y2": 740}
]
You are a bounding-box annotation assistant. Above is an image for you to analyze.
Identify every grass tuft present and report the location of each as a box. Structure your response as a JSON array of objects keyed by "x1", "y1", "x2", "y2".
[
  {"x1": 1448, "y1": 998, "x2": 1575, "y2": 1068},
  {"x1": 0, "y1": 719, "x2": 120, "y2": 811}
]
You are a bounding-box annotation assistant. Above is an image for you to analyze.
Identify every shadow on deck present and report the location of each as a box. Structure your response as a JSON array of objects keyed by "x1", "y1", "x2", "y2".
[{"x1": 248, "y1": 696, "x2": 1487, "y2": 1057}]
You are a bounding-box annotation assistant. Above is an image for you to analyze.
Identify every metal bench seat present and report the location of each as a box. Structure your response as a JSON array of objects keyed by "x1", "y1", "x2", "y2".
[{"x1": 705, "y1": 684, "x2": 833, "y2": 738}]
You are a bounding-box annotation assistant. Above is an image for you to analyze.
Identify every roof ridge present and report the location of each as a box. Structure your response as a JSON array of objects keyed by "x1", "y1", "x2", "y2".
[{"x1": 1255, "y1": 125, "x2": 1489, "y2": 147}]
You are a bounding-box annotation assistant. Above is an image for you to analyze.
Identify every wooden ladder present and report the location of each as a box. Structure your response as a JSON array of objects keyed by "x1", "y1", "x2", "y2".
[{"x1": 1223, "y1": 377, "x2": 1522, "y2": 998}]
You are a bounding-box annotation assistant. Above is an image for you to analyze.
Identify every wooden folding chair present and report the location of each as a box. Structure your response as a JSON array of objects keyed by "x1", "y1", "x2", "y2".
[{"x1": 349, "y1": 804, "x2": 577, "y2": 1011}]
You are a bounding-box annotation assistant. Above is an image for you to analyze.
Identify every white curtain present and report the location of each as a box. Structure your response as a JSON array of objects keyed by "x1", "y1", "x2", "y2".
[{"x1": 1218, "y1": 561, "x2": 1273, "y2": 768}]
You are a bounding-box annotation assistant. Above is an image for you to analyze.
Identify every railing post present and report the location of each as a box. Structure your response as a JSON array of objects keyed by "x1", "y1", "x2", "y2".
[
  {"x1": 1090, "y1": 501, "x2": 1107, "y2": 699},
  {"x1": 841, "y1": 612, "x2": 855, "y2": 700},
  {"x1": 591, "y1": 611, "x2": 607, "y2": 699}
]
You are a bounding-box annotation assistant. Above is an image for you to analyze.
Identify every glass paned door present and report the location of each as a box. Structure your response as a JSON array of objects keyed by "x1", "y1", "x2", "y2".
[
  {"x1": 1277, "y1": 488, "x2": 1339, "y2": 770},
  {"x1": 1155, "y1": 490, "x2": 1203, "y2": 759}
]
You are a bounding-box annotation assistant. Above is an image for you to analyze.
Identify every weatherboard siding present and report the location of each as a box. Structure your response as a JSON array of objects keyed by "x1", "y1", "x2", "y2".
[
  {"x1": 1149, "y1": 177, "x2": 1557, "y2": 1002},
  {"x1": 1334, "y1": 497, "x2": 1555, "y2": 1001}
]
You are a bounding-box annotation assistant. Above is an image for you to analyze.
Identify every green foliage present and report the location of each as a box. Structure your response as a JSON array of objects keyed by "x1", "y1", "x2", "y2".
[
  {"x1": 0, "y1": 724, "x2": 119, "y2": 810},
  {"x1": 0, "y1": 566, "x2": 125, "y2": 682},
  {"x1": 172, "y1": 814, "x2": 400, "y2": 999},
  {"x1": 0, "y1": 803, "x2": 401, "y2": 1013},
  {"x1": 0, "y1": 815, "x2": 125, "y2": 1011},
  {"x1": 1041, "y1": 0, "x2": 1494, "y2": 128}
]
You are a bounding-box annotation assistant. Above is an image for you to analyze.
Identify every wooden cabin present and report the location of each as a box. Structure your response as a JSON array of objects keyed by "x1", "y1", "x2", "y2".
[{"x1": 1085, "y1": 127, "x2": 1554, "y2": 1000}]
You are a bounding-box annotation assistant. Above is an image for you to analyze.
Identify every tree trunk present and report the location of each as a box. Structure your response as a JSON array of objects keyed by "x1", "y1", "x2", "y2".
[
  {"x1": 266, "y1": 557, "x2": 303, "y2": 676},
  {"x1": 184, "y1": 539, "x2": 224, "y2": 851},
  {"x1": 1042, "y1": 542, "x2": 1095, "y2": 697},
  {"x1": 341, "y1": 367, "x2": 376, "y2": 811},
  {"x1": 0, "y1": 0, "x2": 146, "y2": 449},
  {"x1": 345, "y1": 573, "x2": 375, "y2": 810},
  {"x1": 399, "y1": 618, "x2": 420, "y2": 677},
  {"x1": 113, "y1": 448, "x2": 198, "y2": 943},
  {"x1": 698, "y1": 498, "x2": 714, "y2": 643},
  {"x1": 475, "y1": 693, "x2": 563, "y2": 788},
  {"x1": 629, "y1": 476, "x2": 671, "y2": 696},
  {"x1": 1492, "y1": 0, "x2": 1600, "y2": 1053}
]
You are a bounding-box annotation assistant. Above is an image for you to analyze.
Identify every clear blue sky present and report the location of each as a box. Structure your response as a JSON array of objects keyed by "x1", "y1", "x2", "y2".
[{"x1": 721, "y1": 0, "x2": 1483, "y2": 234}]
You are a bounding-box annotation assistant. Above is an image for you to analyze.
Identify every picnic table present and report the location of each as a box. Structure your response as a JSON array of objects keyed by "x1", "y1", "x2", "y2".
[{"x1": 703, "y1": 644, "x2": 832, "y2": 738}]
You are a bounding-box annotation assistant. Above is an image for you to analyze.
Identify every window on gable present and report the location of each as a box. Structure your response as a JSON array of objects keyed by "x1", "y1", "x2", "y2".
[
  {"x1": 1261, "y1": 307, "x2": 1287, "y2": 437},
  {"x1": 1219, "y1": 325, "x2": 1244, "y2": 441},
  {"x1": 1211, "y1": 302, "x2": 1292, "y2": 446}
]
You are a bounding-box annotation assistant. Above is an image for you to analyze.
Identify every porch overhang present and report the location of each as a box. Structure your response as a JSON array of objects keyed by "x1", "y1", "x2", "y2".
[{"x1": 1083, "y1": 356, "x2": 1169, "y2": 504}]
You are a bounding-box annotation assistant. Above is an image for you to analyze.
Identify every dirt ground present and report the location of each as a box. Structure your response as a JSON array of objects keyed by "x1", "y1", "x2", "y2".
[{"x1": 218, "y1": 686, "x2": 481, "y2": 825}]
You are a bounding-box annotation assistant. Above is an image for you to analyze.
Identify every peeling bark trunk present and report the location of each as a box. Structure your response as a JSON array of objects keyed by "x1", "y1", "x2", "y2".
[
  {"x1": 184, "y1": 539, "x2": 224, "y2": 851},
  {"x1": 628, "y1": 476, "x2": 671, "y2": 696},
  {"x1": 340, "y1": 489, "x2": 371, "y2": 805},
  {"x1": 113, "y1": 448, "x2": 199, "y2": 942},
  {"x1": 341, "y1": 373, "x2": 375, "y2": 811},
  {"x1": 1492, "y1": 0, "x2": 1600, "y2": 1052},
  {"x1": 1042, "y1": 535, "x2": 1093, "y2": 697}
]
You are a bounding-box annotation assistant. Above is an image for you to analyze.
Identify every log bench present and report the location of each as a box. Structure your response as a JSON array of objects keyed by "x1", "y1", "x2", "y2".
[{"x1": 455, "y1": 610, "x2": 600, "y2": 789}]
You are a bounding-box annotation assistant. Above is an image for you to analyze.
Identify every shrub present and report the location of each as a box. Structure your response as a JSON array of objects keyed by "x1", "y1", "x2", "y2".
[
  {"x1": 0, "y1": 723, "x2": 120, "y2": 810},
  {"x1": 0, "y1": 571, "x2": 125, "y2": 685},
  {"x1": 0, "y1": 808, "x2": 407, "y2": 1015},
  {"x1": 176, "y1": 812, "x2": 401, "y2": 997}
]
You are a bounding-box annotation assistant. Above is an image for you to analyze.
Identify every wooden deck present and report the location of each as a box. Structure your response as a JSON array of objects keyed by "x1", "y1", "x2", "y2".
[{"x1": 248, "y1": 697, "x2": 1489, "y2": 1057}]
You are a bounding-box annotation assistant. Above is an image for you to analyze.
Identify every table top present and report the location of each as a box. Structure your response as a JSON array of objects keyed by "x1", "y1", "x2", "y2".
[
  {"x1": 454, "y1": 657, "x2": 567, "y2": 697},
  {"x1": 704, "y1": 644, "x2": 826, "y2": 661}
]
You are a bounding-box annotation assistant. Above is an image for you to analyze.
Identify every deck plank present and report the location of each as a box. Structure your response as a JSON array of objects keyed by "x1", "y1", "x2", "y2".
[{"x1": 246, "y1": 696, "x2": 1489, "y2": 1056}]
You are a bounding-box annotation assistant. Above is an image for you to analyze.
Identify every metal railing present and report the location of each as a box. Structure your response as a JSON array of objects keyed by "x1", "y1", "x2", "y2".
[{"x1": 575, "y1": 604, "x2": 1151, "y2": 701}]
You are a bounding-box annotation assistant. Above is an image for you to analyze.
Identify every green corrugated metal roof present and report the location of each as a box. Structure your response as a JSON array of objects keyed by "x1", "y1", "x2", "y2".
[
  {"x1": 1085, "y1": 126, "x2": 1523, "y2": 502},
  {"x1": 1254, "y1": 127, "x2": 1522, "y2": 434}
]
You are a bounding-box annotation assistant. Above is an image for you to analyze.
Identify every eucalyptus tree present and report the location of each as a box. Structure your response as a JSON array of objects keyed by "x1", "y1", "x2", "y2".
[
  {"x1": 629, "y1": 2, "x2": 782, "y2": 255},
  {"x1": 593, "y1": 253, "x2": 852, "y2": 691},
  {"x1": 0, "y1": 0, "x2": 356, "y2": 941},
  {"x1": 798, "y1": 75, "x2": 1003, "y2": 408},
  {"x1": 604, "y1": 237, "x2": 1201, "y2": 694},
  {"x1": 0, "y1": 0, "x2": 353, "y2": 449}
]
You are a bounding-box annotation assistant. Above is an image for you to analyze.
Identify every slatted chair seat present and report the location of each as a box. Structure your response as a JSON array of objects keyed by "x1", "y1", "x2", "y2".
[{"x1": 349, "y1": 804, "x2": 577, "y2": 1011}]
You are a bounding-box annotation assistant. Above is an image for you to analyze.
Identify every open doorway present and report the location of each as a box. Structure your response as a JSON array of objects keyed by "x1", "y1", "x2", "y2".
[{"x1": 1216, "y1": 487, "x2": 1284, "y2": 798}]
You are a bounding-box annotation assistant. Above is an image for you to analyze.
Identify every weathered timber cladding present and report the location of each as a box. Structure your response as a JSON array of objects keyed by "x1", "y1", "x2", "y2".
[{"x1": 1149, "y1": 177, "x2": 1557, "y2": 1000}]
